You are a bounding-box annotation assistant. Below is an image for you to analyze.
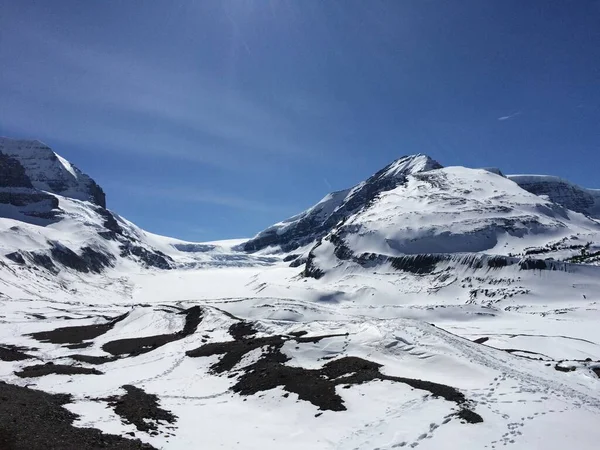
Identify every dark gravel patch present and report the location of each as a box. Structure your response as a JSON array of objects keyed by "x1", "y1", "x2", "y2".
[
  {"x1": 0, "y1": 381, "x2": 156, "y2": 449},
  {"x1": 457, "y1": 408, "x2": 484, "y2": 424},
  {"x1": 105, "y1": 385, "x2": 177, "y2": 432},
  {"x1": 187, "y1": 335, "x2": 287, "y2": 373},
  {"x1": 64, "y1": 342, "x2": 93, "y2": 350},
  {"x1": 28, "y1": 313, "x2": 47, "y2": 320},
  {"x1": 187, "y1": 329, "x2": 482, "y2": 422},
  {"x1": 29, "y1": 313, "x2": 129, "y2": 345},
  {"x1": 228, "y1": 321, "x2": 257, "y2": 340},
  {"x1": 555, "y1": 364, "x2": 576, "y2": 373},
  {"x1": 15, "y1": 363, "x2": 103, "y2": 378},
  {"x1": 0, "y1": 345, "x2": 36, "y2": 362},
  {"x1": 70, "y1": 354, "x2": 119, "y2": 365},
  {"x1": 102, "y1": 306, "x2": 202, "y2": 357}
]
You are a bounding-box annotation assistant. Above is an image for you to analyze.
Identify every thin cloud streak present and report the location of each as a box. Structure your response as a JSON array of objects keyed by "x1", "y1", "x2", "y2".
[
  {"x1": 0, "y1": 22, "x2": 334, "y2": 170},
  {"x1": 497, "y1": 111, "x2": 522, "y2": 121},
  {"x1": 105, "y1": 181, "x2": 288, "y2": 214}
]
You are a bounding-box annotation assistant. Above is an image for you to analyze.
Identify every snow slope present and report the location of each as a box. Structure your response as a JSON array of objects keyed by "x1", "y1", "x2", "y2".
[
  {"x1": 0, "y1": 137, "x2": 106, "y2": 207},
  {"x1": 242, "y1": 154, "x2": 442, "y2": 253},
  {"x1": 2, "y1": 142, "x2": 600, "y2": 449},
  {"x1": 509, "y1": 174, "x2": 600, "y2": 219}
]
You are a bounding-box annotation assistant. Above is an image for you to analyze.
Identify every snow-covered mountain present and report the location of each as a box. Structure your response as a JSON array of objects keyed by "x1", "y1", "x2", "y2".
[
  {"x1": 0, "y1": 137, "x2": 106, "y2": 207},
  {"x1": 242, "y1": 154, "x2": 442, "y2": 253},
  {"x1": 509, "y1": 174, "x2": 600, "y2": 219},
  {"x1": 0, "y1": 138, "x2": 273, "y2": 279},
  {"x1": 2, "y1": 139, "x2": 600, "y2": 450},
  {"x1": 302, "y1": 166, "x2": 600, "y2": 279}
]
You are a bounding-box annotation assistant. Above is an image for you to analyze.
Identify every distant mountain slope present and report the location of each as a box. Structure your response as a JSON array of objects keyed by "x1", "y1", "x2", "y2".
[
  {"x1": 0, "y1": 138, "x2": 268, "y2": 276},
  {"x1": 301, "y1": 166, "x2": 600, "y2": 278},
  {"x1": 0, "y1": 137, "x2": 105, "y2": 207},
  {"x1": 242, "y1": 154, "x2": 442, "y2": 253},
  {"x1": 509, "y1": 174, "x2": 600, "y2": 219}
]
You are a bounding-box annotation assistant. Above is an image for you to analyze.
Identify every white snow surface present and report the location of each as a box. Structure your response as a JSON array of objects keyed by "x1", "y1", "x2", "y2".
[
  {"x1": 509, "y1": 174, "x2": 600, "y2": 219},
  {"x1": 322, "y1": 167, "x2": 600, "y2": 258},
  {"x1": 2, "y1": 150, "x2": 600, "y2": 449},
  {"x1": 245, "y1": 154, "x2": 442, "y2": 253}
]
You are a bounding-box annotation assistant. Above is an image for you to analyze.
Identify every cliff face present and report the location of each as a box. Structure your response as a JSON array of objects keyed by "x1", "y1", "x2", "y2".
[
  {"x1": 508, "y1": 175, "x2": 600, "y2": 219},
  {"x1": 0, "y1": 137, "x2": 106, "y2": 208}
]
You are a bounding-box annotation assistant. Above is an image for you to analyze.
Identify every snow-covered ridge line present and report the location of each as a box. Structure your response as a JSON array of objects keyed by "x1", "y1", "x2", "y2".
[
  {"x1": 242, "y1": 154, "x2": 442, "y2": 253},
  {"x1": 508, "y1": 174, "x2": 600, "y2": 218},
  {"x1": 0, "y1": 137, "x2": 106, "y2": 207}
]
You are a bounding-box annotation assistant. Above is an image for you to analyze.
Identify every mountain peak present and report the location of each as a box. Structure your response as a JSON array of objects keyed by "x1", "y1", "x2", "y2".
[
  {"x1": 243, "y1": 153, "x2": 443, "y2": 253},
  {"x1": 0, "y1": 137, "x2": 106, "y2": 208},
  {"x1": 379, "y1": 154, "x2": 442, "y2": 179}
]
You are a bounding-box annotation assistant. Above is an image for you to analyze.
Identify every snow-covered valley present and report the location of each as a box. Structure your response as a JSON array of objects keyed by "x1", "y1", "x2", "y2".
[{"x1": 1, "y1": 138, "x2": 600, "y2": 449}]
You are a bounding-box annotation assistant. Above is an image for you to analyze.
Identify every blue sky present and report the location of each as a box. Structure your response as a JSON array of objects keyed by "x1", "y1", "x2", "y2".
[{"x1": 1, "y1": 0, "x2": 599, "y2": 241}]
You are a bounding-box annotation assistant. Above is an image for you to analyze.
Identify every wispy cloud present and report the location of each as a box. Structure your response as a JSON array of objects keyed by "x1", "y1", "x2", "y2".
[
  {"x1": 497, "y1": 111, "x2": 522, "y2": 121},
  {"x1": 105, "y1": 181, "x2": 287, "y2": 213},
  {"x1": 0, "y1": 21, "x2": 336, "y2": 171}
]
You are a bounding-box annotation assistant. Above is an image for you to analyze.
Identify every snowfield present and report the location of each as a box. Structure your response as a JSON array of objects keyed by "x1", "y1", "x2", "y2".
[{"x1": 2, "y1": 141, "x2": 600, "y2": 449}]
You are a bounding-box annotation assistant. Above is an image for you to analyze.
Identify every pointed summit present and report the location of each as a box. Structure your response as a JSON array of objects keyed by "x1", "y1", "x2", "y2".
[
  {"x1": 243, "y1": 154, "x2": 443, "y2": 253},
  {"x1": 0, "y1": 137, "x2": 106, "y2": 207}
]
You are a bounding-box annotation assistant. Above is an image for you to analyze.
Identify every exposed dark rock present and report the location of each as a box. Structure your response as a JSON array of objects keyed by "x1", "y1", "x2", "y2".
[
  {"x1": 70, "y1": 355, "x2": 119, "y2": 365},
  {"x1": 50, "y1": 244, "x2": 90, "y2": 272},
  {"x1": 89, "y1": 182, "x2": 107, "y2": 209},
  {"x1": 102, "y1": 307, "x2": 202, "y2": 356},
  {"x1": 456, "y1": 408, "x2": 484, "y2": 424},
  {"x1": 389, "y1": 254, "x2": 441, "y2": 274},
  {"x1": 5, "y1": 252, "x2": 25, "y2": 264},
  {"x1": 303, "y1": 241, "x2": 325, "y2": 279},
  {"x1": 64, "y1": 342, "x2": 93, "y2": 350},
  {"x1": 29, "y1": 313, "x2": 129, "y2": 344},
  {"x1": 289, "y1": 257, "x2": 307, "y2": 268},
  {"x1": 0, "y1": 138, "x2": 107, "y2": 208},
  {"x1": 28, "y1": 252, "x2": 58, "y2": 273},
  {"x1": 519, "y1": 259, "x2": 548, "y2": 270},
  {"x1": 554, "y1": 364, "x2": 576, "y2": 373},
  {"x1": 329, "y1": 234, "x2": 354, "y2": 260},
  {"x1": 119, "y1": 244, "x2": 173, "y2": 270},
  {"x1": 80, "y1": 246, "x2": 115, "y2": 273},
  {"x1": 593, "y1": 367, "x2": 600, "y2": 378},
  {"x1": 0, "y1": 191, "x2": 58, "y2": 209},
  {"x1": 0, "y1": 152, "x2": 34, "y2": 188},
  {"x1": 0, "y1": 345, "x2": 35, "y2": 362},
  {"x1": 187, "y1": 327, "x2": 481, "y2": 422},
  {"x1": 187, "y1": 335, "x2": 288, "y2": 373},
  {"x1": 473, "y1": 337, "x2": 489, "y2": 344},
  {"x1": 0, "y1": 380, "x2": 156, "y2": 449},
  {"x1": 15, "y1": 363, "x2": 103, "y2": 378},
  {"x1": 487, "y1": 256, "x2": 509, "y2": 268},
  {"x1": 511, "y1": 176, "x2": 598, "y2": 217},
  {"x1": 95, "y1": 207, "x2": 123, "y2": 237},
  {"x1": 28, "y1": 313, "x2": 46, "y2": 320},
  {"x1": 105, "y1": 385, "x2": 177, "y2": 432},
  {"x1": 228, "y1": 321, "x2": 257, "y2": 340},
  {"x1": 283, "y1": 254, "x2": 300, "y2": 262}
]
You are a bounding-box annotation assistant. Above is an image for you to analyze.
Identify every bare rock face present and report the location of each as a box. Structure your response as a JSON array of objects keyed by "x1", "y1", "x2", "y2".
[
  {"x1": 509, "y1": 175, "x2": 600, "y2": 219},
  {"x1": 0, "y1": 151, "x2": 34, "y2": 188},
  {"x1": 0, "y1": 137, "x2": 106, "y2": 208}
]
